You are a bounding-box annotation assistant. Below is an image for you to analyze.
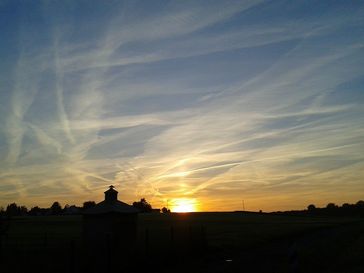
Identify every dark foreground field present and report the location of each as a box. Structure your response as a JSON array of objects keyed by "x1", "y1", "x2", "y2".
[{"x1": 1, "y1": 212, "x2": 363, "y2": 273}]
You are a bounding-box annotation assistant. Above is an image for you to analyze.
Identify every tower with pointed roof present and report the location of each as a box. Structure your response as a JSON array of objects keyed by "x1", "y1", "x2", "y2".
[{"x1": 105, "y1": 185, "x2": 118, "y2": 202}]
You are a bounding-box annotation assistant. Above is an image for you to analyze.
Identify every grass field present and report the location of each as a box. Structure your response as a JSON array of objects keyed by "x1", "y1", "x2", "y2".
[
  {"x1": 3, "y1": 212, "x2": 360, "y2": 250},
  {"x1": 1, "y1": 212, "x2": 363, "y2": 273}
]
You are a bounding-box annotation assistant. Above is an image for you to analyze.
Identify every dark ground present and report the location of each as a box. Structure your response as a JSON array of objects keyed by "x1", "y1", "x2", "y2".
[
  {"x1": 1, "y1": 212, "x2": 363, "y2": 273},
  {"x1": 202, "y1": 220, "x2": 364, "y2": 273}
]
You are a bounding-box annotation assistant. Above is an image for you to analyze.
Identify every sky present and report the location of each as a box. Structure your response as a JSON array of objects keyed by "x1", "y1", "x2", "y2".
[{"x1": 0, "y1": 0, "x2": 364, "y2": 212}]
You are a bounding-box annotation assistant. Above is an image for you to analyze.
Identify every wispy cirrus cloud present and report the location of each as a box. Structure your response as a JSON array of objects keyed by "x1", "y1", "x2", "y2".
[{"x1": 0, "y1": 0, "x2": 363, "y2": 211}]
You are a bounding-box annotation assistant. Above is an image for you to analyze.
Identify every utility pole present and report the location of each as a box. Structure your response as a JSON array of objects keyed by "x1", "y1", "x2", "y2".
[{"x1": 242, "y1": 200, "x2": 245, "y2": 211}]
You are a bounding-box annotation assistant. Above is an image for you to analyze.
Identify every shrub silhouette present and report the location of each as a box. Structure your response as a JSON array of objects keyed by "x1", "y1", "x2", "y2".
[
  {"x1": 133, "y1": 198, "x2": 152, "y2": 212},
  {"x1": 83, "y1": 201, "x2": 96, "y2": 210},
  {"x1": 50, "y1": 201, "x2": 62, "y2": 215}
]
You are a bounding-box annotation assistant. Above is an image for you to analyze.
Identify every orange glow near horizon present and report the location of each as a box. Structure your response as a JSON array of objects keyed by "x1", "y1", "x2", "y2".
[{"x1": 171, "y1": 198, "x2": 198, "y2": 212}]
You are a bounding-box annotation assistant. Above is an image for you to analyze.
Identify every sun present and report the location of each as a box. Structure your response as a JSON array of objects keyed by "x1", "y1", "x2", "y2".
[{"x1": 171, "y1": 198, "x2": 197, "y2": 212}]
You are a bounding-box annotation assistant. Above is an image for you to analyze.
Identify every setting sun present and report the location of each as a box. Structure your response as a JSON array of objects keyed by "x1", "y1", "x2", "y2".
[{"x1": 171, "y1": 198, "x2": 198, "y2": 212}]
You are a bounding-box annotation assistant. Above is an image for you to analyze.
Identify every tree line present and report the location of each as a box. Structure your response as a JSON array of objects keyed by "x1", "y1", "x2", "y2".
[
  {"x1": 0, "y1": 201, "x2": 96, "y2": 217},
  {"x1": 0, "y1": 198, "x2": 171, "y2": 217},
  {"x1": 3, "y1": 199, "x2": 362, "y2": 217},
  {"x1": 271, "y1": 200, "x2": 364, "y2": 217}
]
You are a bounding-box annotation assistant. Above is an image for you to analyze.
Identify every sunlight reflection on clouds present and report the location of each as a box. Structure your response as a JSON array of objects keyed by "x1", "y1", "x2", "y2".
[{"x1": 0, "y1": 1, "x2": 363, "y2": 211}]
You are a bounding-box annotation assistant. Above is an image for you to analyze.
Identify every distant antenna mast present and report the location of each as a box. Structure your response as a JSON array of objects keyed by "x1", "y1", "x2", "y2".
[{"x1": 242, "y1": 200, "x2": 245, "y2": 211}]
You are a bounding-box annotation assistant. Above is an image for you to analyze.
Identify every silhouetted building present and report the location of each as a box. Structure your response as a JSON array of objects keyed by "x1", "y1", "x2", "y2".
[{"x1": 83, "y1": 185, "x2": 139, "y2": 272}]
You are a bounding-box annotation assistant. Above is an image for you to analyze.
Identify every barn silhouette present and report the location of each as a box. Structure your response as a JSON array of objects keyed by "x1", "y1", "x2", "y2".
[{"x1": 83, "y1": 185, "x2": 139, "y2": 272}]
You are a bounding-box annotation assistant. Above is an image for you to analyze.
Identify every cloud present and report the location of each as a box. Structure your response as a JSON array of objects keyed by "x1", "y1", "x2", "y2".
[{"x1": 0, "y1": 1, "x2": 363, "y2": 210}]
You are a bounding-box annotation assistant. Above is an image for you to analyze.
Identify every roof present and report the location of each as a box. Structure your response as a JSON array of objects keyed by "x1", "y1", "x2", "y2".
[
  {"x1": 83, "y1": 200, "x2": 139, "y2": 214},
  {"x1": 83, "y1": 185, "x2": 139, "y2": 215}
]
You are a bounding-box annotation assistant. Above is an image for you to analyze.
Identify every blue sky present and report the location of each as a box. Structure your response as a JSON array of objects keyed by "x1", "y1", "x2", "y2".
[{"x1": 0, "y1": 0, "x2": 363, "y2": 211}]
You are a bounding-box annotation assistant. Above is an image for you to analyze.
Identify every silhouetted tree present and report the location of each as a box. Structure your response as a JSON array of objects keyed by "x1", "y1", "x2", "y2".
[
  {"x1": 342, "y1": 203, "x2": 351, "y2": 209},
  {"x1": 62, "y1": 205, "x2": 81, "y2": 215},
  {"x1": 162, "y1": 207, "x2": 171, "y2": 213},
  {"x1": 19, "y1": 205, "x2": 28, "y2": 215},
  {"x1": 356, "y1": 200, "x2": 364, "y2": 208},
  {"x1": 326, "y1": 203, "x2": 337, "y2": 210},
  {"x1": 0, "y1": 206, "x2": 4, "y2": 216},
  {"x1": 83, "y1": 201, "x2": 96, "y2": 210},
  {"x1": 133, "y1": 198, "x2": 152, "y2": 212},
  {"x1": 270, "y1": 200, "x2": 364, "y2": 217},
  {"x1": 50, "y1": 201, "x2": 62, "y2": 215},
  {"x1": 6, "y1": 203, "x2": 20, "y2": 217},
  {"x1": 29, "y1": 206, "x2": 41, "y2": 216}
]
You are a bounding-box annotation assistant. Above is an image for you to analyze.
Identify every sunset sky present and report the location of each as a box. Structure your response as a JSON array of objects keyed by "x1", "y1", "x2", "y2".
[{"x1": 1, "y1": 1, "x2": 364, "y2": 212}]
